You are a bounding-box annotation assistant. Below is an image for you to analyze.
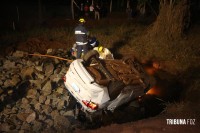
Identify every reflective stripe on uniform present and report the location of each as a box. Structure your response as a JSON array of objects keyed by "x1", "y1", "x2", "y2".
[
  {"x1": 90, "y1": 41, "x2": 96, "y2": 47},
  {"x1": 76, "y1": 42, "x2": 88, "y2": 45},
  {"x1": 75, "y1": 30, "x2": 86, "y2": 34}
]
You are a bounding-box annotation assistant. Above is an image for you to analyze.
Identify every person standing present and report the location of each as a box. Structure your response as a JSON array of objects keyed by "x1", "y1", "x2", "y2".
[
  {"x1": 94, "y1": 4, "x2": 100, "y2": 20},
  {"x1": 126, "y1": 6, "x2": 132, "y2": 19},
  {"x1": 84, "y1": 4, "x2": 89, "y2": 17},
  {"x1": 89, "y1": 4, "x2": 94, "y2": 18},
  {"x1": 74, "y1": 18, "x2": 89, "y2": 58}
]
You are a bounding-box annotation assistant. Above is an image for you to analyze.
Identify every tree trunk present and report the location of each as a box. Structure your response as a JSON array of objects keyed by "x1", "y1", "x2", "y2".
[
  {"x1": 110, "y1": 0, "x2": 112, "y2": 13},
  {"x1": 127, "y1": 0, "x2": 130, "y2": 8},
  {"x1": 71, "y1": 0, "x2": 74, "y2": 19}
]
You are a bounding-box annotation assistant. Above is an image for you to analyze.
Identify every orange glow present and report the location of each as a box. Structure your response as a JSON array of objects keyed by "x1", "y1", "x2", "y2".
[
  {"x1": 146, "y1": 86, "x2": 161, "y2": 96},
  {"x1": 144, "y1": 67, "x2": 157, "y2": 75}
]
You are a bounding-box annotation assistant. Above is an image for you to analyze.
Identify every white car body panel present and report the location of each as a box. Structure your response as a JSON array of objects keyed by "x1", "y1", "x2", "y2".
[{"x1": 64, "y1": 59, "x2": 110, "y2": 112}]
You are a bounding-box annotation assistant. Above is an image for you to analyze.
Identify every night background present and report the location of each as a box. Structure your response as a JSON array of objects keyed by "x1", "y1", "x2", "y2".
[{"x1": 0, "y1": 0, "x2": 200, "y2": 132}]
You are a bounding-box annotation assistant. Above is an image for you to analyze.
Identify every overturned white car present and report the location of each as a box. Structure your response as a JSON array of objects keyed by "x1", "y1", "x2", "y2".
[{"x1": 63, "y1": 50, "x2": 152, "y2": 118}]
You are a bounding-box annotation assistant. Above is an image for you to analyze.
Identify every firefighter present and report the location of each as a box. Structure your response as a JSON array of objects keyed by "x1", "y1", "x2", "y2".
[
  {"x1": 93, "y1": 46, "x2": 114, "y2": 59},
  {"x1": 74, "y1": 18, "x2": 89, "y2": 58}
]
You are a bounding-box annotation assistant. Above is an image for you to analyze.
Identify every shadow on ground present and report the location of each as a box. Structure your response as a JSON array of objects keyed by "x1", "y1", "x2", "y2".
[{"x1": 0, "y1": 81, "x2": 30, "y2": 112}]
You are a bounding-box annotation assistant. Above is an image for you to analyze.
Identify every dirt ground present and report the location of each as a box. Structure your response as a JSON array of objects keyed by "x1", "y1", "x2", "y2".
[{"x1": 74, "y1": 115, "x2": 199, "y2": 133}]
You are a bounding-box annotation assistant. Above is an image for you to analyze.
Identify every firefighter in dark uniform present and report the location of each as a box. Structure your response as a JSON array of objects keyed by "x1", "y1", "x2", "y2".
[{"x1": 74, "y1": 18, "x2": 89, "y2": 58}]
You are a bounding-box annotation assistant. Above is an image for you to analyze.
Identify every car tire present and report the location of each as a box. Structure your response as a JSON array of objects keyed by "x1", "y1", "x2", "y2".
[
  {"x1": 108, "y1": 81, "x2": 125, "y2": 100},
  {"x1": 83, "y1": 50, "x2": 99, "y2": 65}
]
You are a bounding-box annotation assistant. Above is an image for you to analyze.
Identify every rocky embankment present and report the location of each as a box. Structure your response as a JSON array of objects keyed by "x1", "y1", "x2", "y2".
[{"x1": 0, "y1": 49, "x2": 76, "y2": 132}]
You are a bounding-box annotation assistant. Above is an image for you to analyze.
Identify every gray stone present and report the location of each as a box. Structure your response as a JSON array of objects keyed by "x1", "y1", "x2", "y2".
[
  {"x1": 26, "y1": 112, "x2": 36, "y2": 123},
  {"x1": 42, "y1": 105, "x2": 52, "y2": 115},
  {"x1": 45, "y1": 99, "x2": 51, "y2": 105},
  {"x1": 51, "y1": 98, "x2": 59, "y2": 107},
  {"x1": 32, "y1": 120, "x2": 42, "y2": 132},
  {"x1": 60, "y1": 67, "x2": 68, "y2": 75},
  {"x1": 29, "y1": 80, "x2": 41, "y2": 89},
  {"x1": 17, "y1": 113, "x2": 30, "y2": 121},
  {"x1": 54, "y1": 115, "x2": 71, "y2": 130},
  {"x1": 53, "y1": 67, "x2": 62, "y2": 74},
  {"x1": 21, "y1": 98, "x2": 29, "y2": 104},
  {"x1": 3, "y1": 79, "x2": 12, "y2": 88},
  {"x1": 9, "y1": 115, "x2": 19, "y2": 126},
  {"x1": 12, "y1": 50, "x2": 28, "y2": 58},
  {"x1": 21, "y1": 67, "x2": 35, "y2": 80},
  {"x1": 26, "y1": 60, "x2": 35, "y2": 67},
  {"x1": 0, "y1": 123, "x2": 10, "y2": 132},
  {"x1": 30, "y1": 99, "x2": 39, "y2": 105},
  {"x1": 39, "y1": 95, "x2": 46, "y2": 104},
  {"x1": 45, "y1": 119, "x2": 54, "y2": 128},
  {"x1": 39, "y1": 114, "x2": 46, "y2": 121},
  {"x1": 56, "y1": 87, "x2": 64, "y2": 94},
  {"x1": 46, "y1": 49, "x2": 54, "y2": 54},
  {"x1": 50, "y1": 110, "x2": 59, "y2": 119},
  {"x1": 61, "y1": 95, "x2": 70, "y2": 103},
  {"x1": 24, "y1": 108, "x2": 34, "y2": 114},
  {"x1": 49, "y1": 74, "x2": 60, "y2": 83},
  {"x1": 35, "y1": 71, "x2": 45, "y2": 79},
  {"x1": 63, "y1": 110, "x2": 74, "y2": 117},
  {"x1": 44, "y1": 63, "x2": 54, "y2": 75},
  {"x1": 20, "y1": 103, "x2": 31, "y2": 110},
  {"x1": 11, "y1": 107, "x2": 18, "y2": 114},
  {"x1": 3, "y1": 60, "x2": 15, "y2": 69},
  {"x1": 57, "y1": 99, "x2": 66, "y2": 110},
  {"x1": 10, "y1": 75, "x2": 21, "y2": 86},
  {"x1": 35, "y1": 66, "x2": 43, "y2": 72},
  {"x1": 7, "y1": 89, "x2": 14, "y2": 95},
  {"x1": 20, "y1": 122, "x2": 31, "y2": 130},
  {"x1": 26, "y1": 89, "x2": 38, "y2": 99},
  {"x1": 3, "y1": 108, "x2": 12, "y2": 115},
  {"x1": 42, "y1": 81, "x2": 52, "y2": 96},
  {"x1": 16, "y1": 63, "x2": 23, "y2": 68},
  {"x1": 54, "y1": 58, "x2": 60, "y2": 64},
  {"x1": 34, "y1": 103, "x2": 41, "y2": 111}
]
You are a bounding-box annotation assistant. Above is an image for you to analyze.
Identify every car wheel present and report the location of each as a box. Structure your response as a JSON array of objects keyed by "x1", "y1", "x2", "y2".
[
  {"x1": 108, "y1": 81, "x2": 125, "y2": 100},
  {"x1": 83, "y1": 50, "x2": 99, "y2": 65}
]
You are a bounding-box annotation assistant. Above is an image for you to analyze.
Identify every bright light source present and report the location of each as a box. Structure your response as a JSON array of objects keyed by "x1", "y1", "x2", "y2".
[{"x1": 146, "y1": 86, "x2": 161, "y2": 96}]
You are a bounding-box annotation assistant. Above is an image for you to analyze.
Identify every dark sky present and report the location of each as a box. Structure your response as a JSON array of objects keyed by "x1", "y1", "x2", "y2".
[{"x1": 2, "y1": 0, "x2": 71, "y2": 5}]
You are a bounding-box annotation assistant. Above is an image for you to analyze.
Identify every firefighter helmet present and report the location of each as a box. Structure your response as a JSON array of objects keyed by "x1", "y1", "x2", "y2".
[
  {"x1": 79, "y1": 18, "x2": 86, "y2": 23},
  {"x1": 98, "y1": 46, "x2": 103, "y2": 52}
]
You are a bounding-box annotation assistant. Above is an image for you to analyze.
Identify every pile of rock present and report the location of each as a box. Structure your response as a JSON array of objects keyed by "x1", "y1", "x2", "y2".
[{"x1": 0, "y1": 49, "x2": 76, "y2": 132}]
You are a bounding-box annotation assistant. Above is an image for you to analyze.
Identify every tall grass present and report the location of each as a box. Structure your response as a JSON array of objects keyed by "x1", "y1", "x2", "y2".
[{"x1": 1, "y1": 17, "x2": 199, "y2": 73}]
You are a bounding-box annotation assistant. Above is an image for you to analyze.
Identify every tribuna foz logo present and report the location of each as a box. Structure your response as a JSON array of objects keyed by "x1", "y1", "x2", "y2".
[{"x1": 166, "y1": 119, "x2": 196, "y2": 125}]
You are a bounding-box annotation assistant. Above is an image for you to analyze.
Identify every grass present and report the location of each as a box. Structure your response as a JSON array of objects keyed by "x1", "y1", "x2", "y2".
[{"x1": 0, "y1": 13, "x2": 199, "y2": 74}]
